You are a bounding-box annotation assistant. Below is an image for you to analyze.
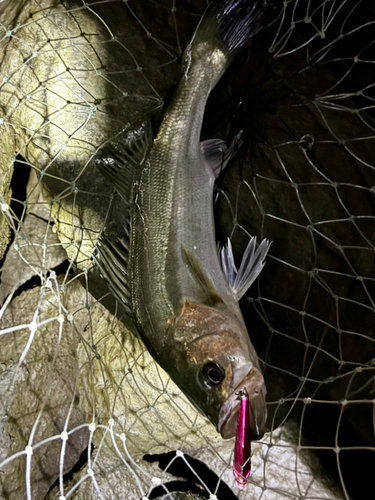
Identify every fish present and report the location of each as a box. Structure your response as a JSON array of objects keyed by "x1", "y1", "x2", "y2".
[{"x1": 92, "y1": 0, "x2": 270, "y2": 442}]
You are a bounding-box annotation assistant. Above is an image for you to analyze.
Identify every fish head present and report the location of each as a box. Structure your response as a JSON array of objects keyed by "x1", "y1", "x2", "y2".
[{"x1": 172, "y1": 300, "x2": 267, "y2": 440}]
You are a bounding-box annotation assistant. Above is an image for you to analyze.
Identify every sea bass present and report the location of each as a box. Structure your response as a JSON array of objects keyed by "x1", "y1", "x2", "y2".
[{"x1": 93, "y1": 0, "x2": 270, "y2": 440}]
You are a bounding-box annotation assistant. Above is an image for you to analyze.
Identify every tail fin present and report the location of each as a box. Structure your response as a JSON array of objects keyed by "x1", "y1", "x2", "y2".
[
  {"x1": 218, "y1": 0, "x2": 266, "y2": 53},
  {"x1": 184, "y1": 0, "x2": 266, "y2": 75}
]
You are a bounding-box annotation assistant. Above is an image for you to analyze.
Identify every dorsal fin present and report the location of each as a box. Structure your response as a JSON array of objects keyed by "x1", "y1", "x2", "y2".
[
  {"x1": 92, "y1": 233, "x2": 133, "y2": 316},
  {"x1": 220, "y1": 237, "x2": 271, "y2": 300},
  {"x1": 95, "y1": 121, "x2": 152, "y2": 205},
  {"x1": 182, "y1": 247, "x2": 223, "y2": 307},
  {"x1": 92, "y1": 122, "x2": 152, "y2": 322}
]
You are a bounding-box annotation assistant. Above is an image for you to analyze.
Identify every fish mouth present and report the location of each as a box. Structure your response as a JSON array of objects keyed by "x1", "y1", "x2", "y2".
[{"x1": 218, "y1": 367, "x2": 266, "y2": 440}]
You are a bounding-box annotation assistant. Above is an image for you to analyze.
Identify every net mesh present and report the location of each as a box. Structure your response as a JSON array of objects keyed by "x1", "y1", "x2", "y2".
[{"x1": 0, "y1": 0, "x2": 374, "y2": 499}]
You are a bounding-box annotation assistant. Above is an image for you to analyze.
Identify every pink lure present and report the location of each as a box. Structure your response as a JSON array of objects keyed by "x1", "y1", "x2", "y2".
[{"x1": 233, "y1": 388, "x2": 251, "y2": 488}]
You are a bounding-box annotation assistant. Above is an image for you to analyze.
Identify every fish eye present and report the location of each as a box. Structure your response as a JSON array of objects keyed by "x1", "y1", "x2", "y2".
[{"x1": 201, "y1": 363, "x2": 224, "y2": 388}]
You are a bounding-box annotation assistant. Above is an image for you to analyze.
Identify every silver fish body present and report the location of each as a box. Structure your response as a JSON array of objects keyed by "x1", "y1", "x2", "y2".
[
  {"x1": 94, "y1": 0, "x2": 270, "y2": 440},
  {"x1": 132, "y1": 34, "x2": 240, "y2": 351}
]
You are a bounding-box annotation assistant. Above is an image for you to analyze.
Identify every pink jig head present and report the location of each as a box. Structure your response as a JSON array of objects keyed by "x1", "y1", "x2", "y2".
[{"x1": 233, "y1": 388, "x2": 251, "y2": 489}]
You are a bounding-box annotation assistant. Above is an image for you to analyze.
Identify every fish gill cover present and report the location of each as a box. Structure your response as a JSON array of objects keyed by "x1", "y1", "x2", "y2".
[{"x1": 0, "y1": 1, "x2": 374, "y2": 499}]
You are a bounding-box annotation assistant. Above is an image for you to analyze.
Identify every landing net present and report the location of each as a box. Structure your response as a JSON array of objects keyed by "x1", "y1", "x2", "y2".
[{"x1": 0, "y1": 1, "x2": 374, "y2": 499}]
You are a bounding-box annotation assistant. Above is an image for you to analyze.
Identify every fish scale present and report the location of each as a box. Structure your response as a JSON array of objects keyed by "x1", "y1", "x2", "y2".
[{"x1": 153, "y1": 67, "x2": 229, "y2": 299}]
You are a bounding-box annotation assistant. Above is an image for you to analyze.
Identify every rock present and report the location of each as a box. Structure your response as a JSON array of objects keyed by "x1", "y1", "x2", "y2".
[
  {"x1": 183, "y1": 424, "x2": 344, "y2": 500},
  {"x1": 154, "y1": 493, "x2": 206, "y2": 500},
  {"x1": 0, "y1": 212, "x2": 67, "y2": 303},
  {"x1": 0, "y1": 277, "x2": 220, "y2": 499},
  {"x1": 0, "y1": 280, "x2": 88, "y2": 500},
  {"x1": 0, "y1": 115, "x2": 15, "y2": 260},
  {"x1": 45, "y1": 450, "x2": 187, "y2": 500},
  {"x1": 0, "y1": 0, "x2": 207, "y2": 270},
  {"x1": 26, "y1": 167, "x2": 53, "y2": 221}
]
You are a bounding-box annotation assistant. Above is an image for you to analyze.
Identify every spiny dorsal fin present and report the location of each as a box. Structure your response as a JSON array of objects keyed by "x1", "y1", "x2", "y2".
[
  {"x1": 182, "y1": 247, "x2": 223, "y2": 307},
  {"x1": 220, "y1": 236, "x2": 271, "y2": 300},
  {"x1": 95, "y1": 121, "x2": 152, "y2": 204},
  {"x1": 201, "y1": 131, "x2": 242, "y2": 179}
]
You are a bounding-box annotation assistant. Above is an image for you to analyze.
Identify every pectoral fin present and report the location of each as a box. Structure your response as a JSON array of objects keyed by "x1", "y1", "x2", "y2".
[
  {"x1": 182, "y1": 247, "x2": 223, "y2": 307},
  {"x1": 220, "y1": 237, "x2": 271, "y2": 300}
]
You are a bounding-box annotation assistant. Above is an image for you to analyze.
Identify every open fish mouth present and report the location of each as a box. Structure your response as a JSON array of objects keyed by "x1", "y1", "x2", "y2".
[{"x1": 218, "y1": 367, "x2": 266, "y2": 440}]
